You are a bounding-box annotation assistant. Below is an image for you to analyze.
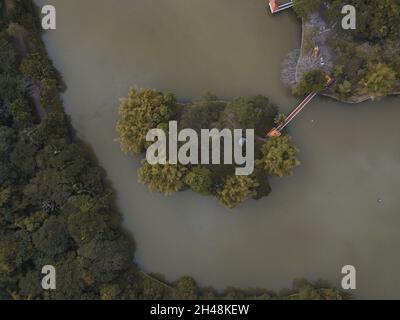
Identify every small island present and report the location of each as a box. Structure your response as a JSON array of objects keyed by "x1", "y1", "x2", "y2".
[{"x1": 117, "y1": 88, "x2": 299, "y2": 208}]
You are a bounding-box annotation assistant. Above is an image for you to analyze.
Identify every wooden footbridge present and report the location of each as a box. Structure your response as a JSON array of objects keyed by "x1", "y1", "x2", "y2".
[
  {"x1": 265, "y1": 1, "x2": 334, "y2": 137},
  {"x1": 267, "y1": 92, "x2": 317, "y2": 137}
]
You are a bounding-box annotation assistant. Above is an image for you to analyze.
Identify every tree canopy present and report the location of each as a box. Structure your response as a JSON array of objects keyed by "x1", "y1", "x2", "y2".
[
  {"x1": 138, "y1": 161, "x2": 188, "y2": 195},
  {"x1": 360, "y1": 63, "x2": 396, "y2": 99},
  {"x1": 217, "y1": 175, "x2": 259, "y2": 208},
  {"x1": 117, "y1": 87, "x2": 174, "y2": 154},
  {"x1": 257, "y1": 135, "x2": 300, "y2": 178},
  {"x1": 294, "y1": 69, "x2": 327, "y2": 97},
  {"x1": 293, "y1": 0, "x2": 322, "y2": 18}
]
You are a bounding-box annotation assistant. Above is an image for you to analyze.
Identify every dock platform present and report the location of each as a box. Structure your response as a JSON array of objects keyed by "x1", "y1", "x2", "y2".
[{"x1": 268, "y1": 0, "x2": 294, "y2": 14}]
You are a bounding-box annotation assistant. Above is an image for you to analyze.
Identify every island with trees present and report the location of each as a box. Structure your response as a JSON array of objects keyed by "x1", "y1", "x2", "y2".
[{"x1": 117, "y1": 88, "x2": 300, "y2": 208}]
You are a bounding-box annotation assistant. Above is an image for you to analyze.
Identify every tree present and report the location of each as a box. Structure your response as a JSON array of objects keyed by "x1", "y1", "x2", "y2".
[
  {"x1": 293, "y1": 69, "x2": 327, "y2": 97},
  {"x1": 171, "y1": 276, "x2": 198, "y2": 300},
  {"x1": 216, "y1": 175, "x2": 259, "y2": 208},
  {"x1": 225, "y1": 95, "x2": 278, "y2": 134},
  {"x1": 100, "y1": 282, "x2": 122, "y2": 300},
  {"x1": 0, "y1": 231, "x2": 33, "y2": 276},
  {"x1": 77, "y1": 235, "x2": 133, "y2": 283},
  {"x1": 293, "y1": 0, "x2": 322, "y2": 18},
  {"x1": 32, "y1": 216, "x2": 72, "y2": 256},
  {"x1": 23, "y1": 168, "x2": 73, "y2": 210},
  {"x1": 184, "y1": 166, "x2": 213, "y2": 195},
  {"x1": 0, "y1": 35, "x2": 18, "y2": 74},
  {"x1": 337, "y1": 80, "x2": 353, "y2": 98},
  {"x1": 10, "y1": 138, "x2": 38, "y2": 179},
  {"x1": 18, "y1": 269, "x2": 42, "y2": 298},
  {"x1": 9, "y1": 98, "x2": 34, "y2": 129},
  {"x1": 0, "y1": 71, "x2": 22, "y2": 103},
  {"x1": 179, "y1": 95, "x2": 225, "y2": 133},
  {"x1": 348, "y1": 0, "x2": 400, "y2": 40},
  {"x1": 0, "y1": 34, "x2": 22, "y2": 103},
  {"x1": 117, "y1": 87, "x2": 174, "y2": 154},
  {"x1": 35, "y1": 140, "x2": 90, "y2": 183},
  {"x1": 20, "y1": 53, "x2": 53, "y2": 83},
  {"x1": 0, "y1": 126, "x2": 16, "y2": 161},
  {"x1": 138, "y1": 161, "x2": 188, "y2": 195},
  {"x1": 46, "y1": 252, "x2": 84, "y2": 300},
  {"x1": 257, "y1": 135, "x2": 300, "y2": 178},
  {"x1": 285, "y1": 279, "x2": 347, "y2": 300},
  {"x1": 360, "y1": 63, "x2": 396, "y2": 99},
  {"x1": 67, "y1": 207, "x2": 109, "y2": 246},
  {"x1": 252, "y1": 169, "x2": 272, "y2": 200},
  {"x1": 37, "y1": 111, "x2": 70, "y2": 143}
]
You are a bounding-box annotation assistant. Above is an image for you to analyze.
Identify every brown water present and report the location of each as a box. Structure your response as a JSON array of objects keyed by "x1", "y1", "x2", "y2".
[{"x1": 35, "y1": 0, "x2": 400, "y2": 299}]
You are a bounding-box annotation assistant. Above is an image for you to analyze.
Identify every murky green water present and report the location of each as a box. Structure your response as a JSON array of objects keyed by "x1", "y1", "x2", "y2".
[{"x1": 35, "y1": 0, "x2": 400, "y2": 299}]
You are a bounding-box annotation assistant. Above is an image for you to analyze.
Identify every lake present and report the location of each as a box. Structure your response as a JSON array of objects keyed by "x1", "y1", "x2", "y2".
[{"x1": 35, "y1": 0, "x2": 400, "y2": 299}]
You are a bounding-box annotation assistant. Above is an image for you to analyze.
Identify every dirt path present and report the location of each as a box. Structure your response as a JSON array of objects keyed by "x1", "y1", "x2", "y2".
[{"x1": 295, "y1": 11, "x2": 335, "y2": 82}]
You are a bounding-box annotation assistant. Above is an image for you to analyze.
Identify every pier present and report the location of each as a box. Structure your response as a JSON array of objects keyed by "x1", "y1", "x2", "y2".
[
  {"x1": 267, "y1": 92, "x2": 317, "y2": 137},
  {"x1": 268, "y1": 0, "x2": 294, "y2": 14}
]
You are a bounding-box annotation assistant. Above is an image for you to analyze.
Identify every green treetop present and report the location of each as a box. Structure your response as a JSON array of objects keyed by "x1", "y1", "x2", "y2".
[
  {"x1": 360, "y1": 63, "x2": 396, "y2": 100},
  {"x1": 216, "y1": 175, "x2": 259, "y2": 209},
  {"x1": 293, "y1": 69, "x2": 327, "y2": 97},
  {"x1": 257, "y1": 135, "x2": 300, "y2": 178},
  {"x1": 184, "y1": 166, "x2": 213, "y2": 196},
  {"x1": 293, "y1": 0, "x2": 322, "y2": 18},
  {"x1": 224, "y1": 95, "x2": 278, "y2": 134},
  {"x1": 117, "y1": 87, "x2": 174, "y2": 155},
  {"x1": 138, "y1": 161, "x2": 188, "y2": 196}
]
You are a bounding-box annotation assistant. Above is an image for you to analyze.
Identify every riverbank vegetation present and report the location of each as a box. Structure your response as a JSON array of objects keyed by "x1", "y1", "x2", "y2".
[
  {"x1": 117, "y1": 87, "x2": 300, "y2": 208},
  {"x1": 0, "y1": 0, "x2": 349, "y2": 300},
  {"x1": 292, "y1": 0, "x2": 400, "y2": 102}
]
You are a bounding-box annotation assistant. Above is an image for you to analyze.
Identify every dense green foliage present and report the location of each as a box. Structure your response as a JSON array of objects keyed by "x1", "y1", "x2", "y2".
[
  {"x1": 360, "y1": 63, "x2": 396, "y2": 99},
  {"x1": 257, "y1": 135, "x2": 300, "y2": 178},
  {"x1": 216, "y1": 175, "x2": 259, "y2": 209},
  {"x1": 293, "y1": 0, "x2": 322, "y2": 18},
  {"x1": 117, "y1": 89, "x2": 291, "y2": 208},
  {"x1": 327, "y1": 0, "x2": 399, "y2": 99},
  {"x1": 138, "y1": 161, "x2": 188, "y2": 195},
  {"x1": 223, "y1": 95, "x2": 278, "y2": 136},
  {"x1": 329, "y1": 0, "x2": 400, "y2": 41},
  {"x1": 0, "y1": 0, "x2": 349, "y2": 300},
  {"x1": 294, "y1": 69, "x2": 327, "y2": 97},
  {"x1": 117, "y1": 87, "x2": 174, "y2": 154},
  {"x1": 292, "y1": 0, "x2": 400, "y2": 100},
  {"x1": 0, "y1": 2, "x2": 140, "y2": 298},
  {"x1": 184, "y1": 166, "x2": 213, "y2": 196}
]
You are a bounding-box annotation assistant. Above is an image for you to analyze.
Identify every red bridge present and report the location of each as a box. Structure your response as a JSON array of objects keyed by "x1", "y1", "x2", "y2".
[{"x1": 267, "y1": 92, "x2": 317, "y2": 137}]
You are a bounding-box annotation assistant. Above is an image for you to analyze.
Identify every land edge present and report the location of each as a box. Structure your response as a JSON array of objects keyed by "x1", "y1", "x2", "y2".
[{"x1": 297, "y1": 15, "x2": 400, "y2": 104}]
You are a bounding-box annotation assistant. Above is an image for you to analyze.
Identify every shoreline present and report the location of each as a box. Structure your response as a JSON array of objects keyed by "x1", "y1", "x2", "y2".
[{"x1": 296, "y1": 11, "x2": 400, "y2": 104}]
